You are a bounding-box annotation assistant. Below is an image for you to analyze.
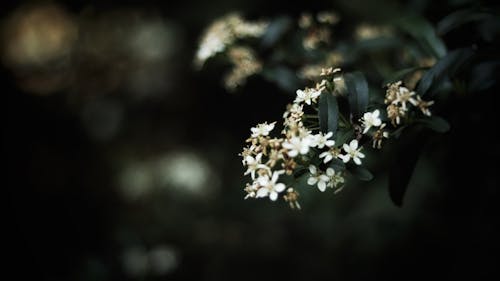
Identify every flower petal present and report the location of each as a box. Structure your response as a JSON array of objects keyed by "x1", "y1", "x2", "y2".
[
  {"x1": 274, "y1": 183, "x2": 286, "y2": 193},
  {"x1": 309, "y1": 165, "x2": 317, "y2": 174},
  {"x1": 269, "y1": 191, "x2": 278, "y2": 201},
  {"x1": 350, "y1": 139, "x2": 358, "y2": 149},
  {"x1": 307, "y1": 177, "x2": 318, "y2": 185},
  {"x1": 318, "y1": 181, "x2": 326, "y2": 192},
  {"x1": 256, "y1": 188, "x2": 269, "y2": 198}
]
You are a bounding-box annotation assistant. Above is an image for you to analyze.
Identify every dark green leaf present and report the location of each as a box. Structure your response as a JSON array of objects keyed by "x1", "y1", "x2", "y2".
[
  {"x1": 328, "y1": 158, "x2": 345, "y2": 173},
  {"x1": 468, "y1": 61, "x2": 500, "y2": 92},
  {"x1": 349, "y1": 166, "x2": 373, "y2": 181},
  {"x1": 382, "y1": 66, "x2": 427, "y2": 86},
  {"x1": 261, "y1": 66, "x2": 300, "y2": 92},
  {"x1": 261, "y1": 16, "x2": 292, "y2": 48},
  {"x1": 417, "y1": 48, "x2": 474, "y2": 97},
  {"x1": 344, "y1": 72, "x2": 369, "y2": 119},
  {"x1": 437, "y1": 8, "x2": 493, "y2": 35},
  {"x1": 388, "y1": 126, "x2": 427, "y2": 207},
  {"x1": 418, "y1": 116, "x2": 451, "y2": 133},
  {"x1": 353, "y1": 37, "x2": 401, "y2": 54},
  {"x1": 335, "y1": 129, "x2": 354, "y2": 147},
  {"x1": 318, "y1": 92, "x2": 339, "y2": 136},
  {"x1": 396, "y1": 16, "x2": 447, "y2": 58}
]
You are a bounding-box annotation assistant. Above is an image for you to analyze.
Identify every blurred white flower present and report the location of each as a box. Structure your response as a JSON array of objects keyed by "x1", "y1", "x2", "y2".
[{"x1": 338, "y1": 139, "x2": 365, "y2": 165}]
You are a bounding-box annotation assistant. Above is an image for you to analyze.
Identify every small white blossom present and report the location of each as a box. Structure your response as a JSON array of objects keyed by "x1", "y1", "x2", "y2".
[
  {"x1": 294, "y1": 88, "x2": 322, "y2": 105},
  {"x1": 319, "y1": 149, "x2": 337, "y2": 163},
  {"x1": 250, "y1": 122, "x2": 276, "y2": 138},
  {"x1": 312, "y1": 132, "x2": 336, "y2": 148},
  {"x1": 325, "y1": 168, "x2": 344, "y2": 189},
  {"x1": 282, "y1": 136, "x2": 312, "y2": 157},
  {"x1": 244, "y1": 181, "x2": 259, "y2": 199},
  {"x1": 338, "y1": 139, "x2": 365, "y2": 165},
  {"x1": 361, "y1": 109, "x2": 382, "y2": 134},
  {"x1": 255, "y1": 170, "x2": 287, "y2": 201},
  {"x1": 307, "y1": 165, "x2": 330, "y2": 192},
  {"x1": 395, "y1": 87, "x2": 417, "y2": 111},
  {"x1": 243, "y1": 153, "x2": 270, "y2": 179}
]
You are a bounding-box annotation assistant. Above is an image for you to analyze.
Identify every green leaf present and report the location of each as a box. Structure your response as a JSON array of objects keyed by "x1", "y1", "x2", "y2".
[
  {"x1": 349, "y1": 166, "x2": 374, "y2": 181},
  {"x1": 261, "y1": 66, "x2": 300, "y2": 92},
  {"x1": 344, "y1": 72, "x2": 369, "y2": 119},
  {"x1": 318, "y1": 92, "x2": 339, "y2": 136},
  {"x1": 388, "y1": 126, "x2": 427, "y2": 207},
  {"x1": 335, "y1": 129, "x2": 354, "y2": 147},
  {"x1": 261, "y1": 16, "x2": 292, "y2": 48},
  {"x1": 328, "y1": 158, "x2": 345, "y2": 173},
  {"x1": 396, "y1": 16, "x2": 447, "y2": 58},
  {"x1": 353, "y1": 37, "x2": 401, "y2": 54},
  {"x1": 417, "y1": 116, "x2": 451, "y2": 133},
  {"x1": 417, "y1": 48, "x2": 474, "y2": 97},
  {"x1": 382, "y1": 66, "x2": 427, "y2": 86},
  {"x1": 437, "y1": 8, "x2": 493, "y2": 35}
]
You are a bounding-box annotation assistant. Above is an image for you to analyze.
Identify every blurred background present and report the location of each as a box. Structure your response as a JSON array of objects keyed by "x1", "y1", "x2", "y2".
[{"x1": 3, "y1": 0, "x2": 499, "y2": 280}]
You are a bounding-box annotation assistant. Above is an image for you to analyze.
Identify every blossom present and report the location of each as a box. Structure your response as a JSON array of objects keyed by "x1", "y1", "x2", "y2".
[
  {"x1": 307, "y1": 165, "x2": 330, "y2": 192},
  {"x1": 325, "y1": 168, "x2": 344, "y2": 189},
  {"x1": 386, "y1": 103, "x2": 405, "y2": 126},
  {"x1": 361, "y1": 109, "x2": 382, "y2": 134},
  {"x1": 255, "y1": 171, "x2": 287, "y2": 201},
  {"x1": 244, "y1": 182, "x2": 259, "y2": 199},
  {"x1": 312, "y1": 132, "x2": 336, "y2": 148},
  {"x1": 250, "y1": 122, "x2": 276, "y2": 138},
  {"x1": 372, "y1": 123, "x2": 389, "y2": 149},
  {"x1": 282, "y1": 136, "x2": 312, "y2": 157},
  {"x1": 411, "y1": 95, "x2": 434, "y2": 116},
  {"x1": 283, "y1": 188, "x2": 301, "y2": 209},
  {"x1": 294, "y1": 88, "x2": 322, "y2": 105},
  {"x1": 395, "y1": 86, "x2": 417, "y2": 110},
  {"x1": 338, "y1": 139, "x2": 365, "y2": 165},
  {"x1": 243, "y1": 153, "x2": 269, "y2": 179},
  {"x1": 319, "y1": 148, "x2": 339, "y2": 163}
]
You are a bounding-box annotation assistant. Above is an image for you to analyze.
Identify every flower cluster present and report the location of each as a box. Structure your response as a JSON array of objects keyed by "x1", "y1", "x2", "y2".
[
  {"x1": 385, "y1": 81, "x2": 434, "y2": 126},
  {"x1": 240, "y1": 71, "x2": 439, "y2": 209},
  {"x1": 298, "y1": 11, "x2": 339, "y2": 50},
  {"x1": 194, "y1": 13, "x2": 268, "y2": 68},
  {"x1": 240, "y1": 68, "x2": 381, "y2": 208},
  {"x1": 224, "y1": 46, "x2": 262, "y2": 91}
]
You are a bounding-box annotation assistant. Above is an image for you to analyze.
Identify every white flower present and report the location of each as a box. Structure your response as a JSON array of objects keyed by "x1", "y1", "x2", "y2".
[
  {"x1": 282, "y1": 136, "x2": 311, "y2": 157},
  {"x1": 312, "y1": 132, "x2": 336, "y2": 148},
  {"x1": 319, "y1": 149, "x2": 337, "y2": 163},
  {"x1": 255, "y1": 171, "x2": 287, "y2": 201},
  {"x1": 250, "y1": 122, "x2": 276, "y2": 138},
  {"x1": 361, "y1": 109, "x2": 382, "y2": 134},
  {"x1": 307, "y1": 165, "x2": 331, "y2": 192},
  {"x1": 395, "y1": 87, "x2": 417, "y2": 111},
  {"x1": 244, "y1": 181, "x2": 259, "y2": 199},
  {"x1": 325, "y1": 168, "x2": 344, "y2": 188},
  {"x1": 294, "y1": 88, "x2": 322, "y2": 105},
  {"x1": 243, "y1": 153, "x2": 270, "y2": 179},
  {"x1": 338, "y1": 139, "x2": 365, "y2": 165}
]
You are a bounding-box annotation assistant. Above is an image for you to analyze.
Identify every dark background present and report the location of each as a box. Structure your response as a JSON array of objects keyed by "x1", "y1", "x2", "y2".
[{"x1": 3, "y1": 0, "x2": 499, "y2": 280}]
